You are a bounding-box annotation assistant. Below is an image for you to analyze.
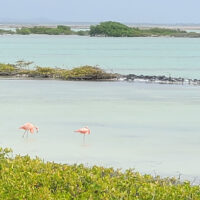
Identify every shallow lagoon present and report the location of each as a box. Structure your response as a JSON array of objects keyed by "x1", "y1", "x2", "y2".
[{"x1": 0, "y1": 80, "x2": 200, "y2": 182}]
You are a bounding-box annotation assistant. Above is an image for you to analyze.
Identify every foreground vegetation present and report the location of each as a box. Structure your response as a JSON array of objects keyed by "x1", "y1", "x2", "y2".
[
  {"x1": 0, "y1": 147, "x2": 199, "y2": 199},
  {"x1": 0, "y1": 62, "x2": 117, "y2": 80},
  {"x1": 90, "y1": 21, "x2": 200, "y2": 37},
  {"x1": 1, "y1": 21, "x2": 200, "y2": 37}
]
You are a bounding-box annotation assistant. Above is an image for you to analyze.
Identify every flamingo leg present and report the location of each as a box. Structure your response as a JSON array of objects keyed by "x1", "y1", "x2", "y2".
[
  {"x1": 83, "y1": 134, "x2": 86, "y2": 145},
  {"x1": 23, "y1": 130, "x2": 27, "y2": 138}
]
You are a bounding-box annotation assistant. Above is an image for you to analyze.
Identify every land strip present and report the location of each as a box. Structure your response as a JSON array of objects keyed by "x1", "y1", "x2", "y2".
[
  {"x1": 0, "y1": 62, "x2": 200, "y2": 85},
  {"x1": 1, "y1": 21, "x2": 200, "y2": 37}
]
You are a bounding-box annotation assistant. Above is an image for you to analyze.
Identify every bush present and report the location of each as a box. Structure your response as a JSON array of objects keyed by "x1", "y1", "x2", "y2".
[
  {"x1": 0, "y1": 147, "x2": 199, "y2": 199},
  {"x1": 90, "y1": 21, "x2": 133, "y2": 37},
  {"x1": 16, "y1": 28, "x2": 31, "y2": 35},
  {"x1": 0, "y1": 63, "x2": 16, "y2": 72},
  {"x1": 16, "y1": 26, "x2": 74, "y2": 35},
  {"x1": 0, "y1": 62, "x2": 117, "y2": 80},
  {"x1": 76, "y1": 30, "x2": 90, "y2": 36},
  {"x1": 89, "y1": 21, "x2": 198, "y2": 37},
  {"x1": 62, "y1": 66, "x2": 115, "y2": 80},
  {"x1": 0, "y1": 29, "x2": 15, "y2": 35}
]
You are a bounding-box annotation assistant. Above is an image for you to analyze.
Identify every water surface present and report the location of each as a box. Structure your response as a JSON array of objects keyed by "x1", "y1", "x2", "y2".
[
  {"x1": 0, "y1": 35, "x2": 200, "y2": 78},
  {"x1": 0, "y1": 80, "x2": 200, "y2": 182}
]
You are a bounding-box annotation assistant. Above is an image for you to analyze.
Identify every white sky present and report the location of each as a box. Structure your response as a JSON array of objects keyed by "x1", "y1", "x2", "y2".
[{"x1": 1, "y1": 0, "x2": 200, "y2": 24}]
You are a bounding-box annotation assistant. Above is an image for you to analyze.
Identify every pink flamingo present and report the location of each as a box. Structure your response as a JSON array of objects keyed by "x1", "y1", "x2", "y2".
[
  {"x1": 19, "y1": 122, "x2": 39, "y2": 137},
  {"x1": 74, "y1": 126, "x2": 90, "y2": 143}
]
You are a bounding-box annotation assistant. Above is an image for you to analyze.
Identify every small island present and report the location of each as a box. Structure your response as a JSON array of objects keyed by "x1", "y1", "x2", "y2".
[
  {"x1": 1, "y1": 21, "x2": 200, "y2": 37},
  {"x1": 90, "y1": 21, "x2": 200, "y2": 37},
  {"x1": 1, "y1": 61, "x2": 200, "y2": 85},
  {"x1": 0, "y1": 62, "x2": 118, "y2": 81}
]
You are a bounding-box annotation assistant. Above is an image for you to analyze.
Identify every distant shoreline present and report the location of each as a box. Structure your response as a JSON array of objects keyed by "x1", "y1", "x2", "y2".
[
  {"x1": 1, "y1": 24, "x2": 200, "y2": 30},
  {"x1": 1, "y1": 21, "x2": 200, "y2": 37}
]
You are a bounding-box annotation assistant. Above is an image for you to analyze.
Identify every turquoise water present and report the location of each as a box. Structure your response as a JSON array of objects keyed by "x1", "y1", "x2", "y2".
[
  {"x1": 1, "y1": 34, "x2": 200, "y2": 182},
  {"x1": 186, "y1": 29, "x2": 200, "y2": 33},
  {"x1": 0, "y1": 35, "x2": 200, "y2": 78},
  {"x1": 0, "y1": 80, "x2": 200, "y2": 181}
]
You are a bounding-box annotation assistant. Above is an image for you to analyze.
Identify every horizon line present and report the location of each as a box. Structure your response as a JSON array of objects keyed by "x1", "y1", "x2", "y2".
[{"x1": 1, "y1": 21, "x2": 200, "y2": 26}]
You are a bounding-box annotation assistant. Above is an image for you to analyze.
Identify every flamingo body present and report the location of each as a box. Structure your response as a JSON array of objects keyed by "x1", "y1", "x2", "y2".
[
  {"x1": 74, "y1": 126, "x2": 90, "y2": 144},
  {"x1": 19, "y1": 122, "x2": 39, "y2": 137},
  {"x1": 75, "y1": 126, "x2": 90, "y2": 135}
]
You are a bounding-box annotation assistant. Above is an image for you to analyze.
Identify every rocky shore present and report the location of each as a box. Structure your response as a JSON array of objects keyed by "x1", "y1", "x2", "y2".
[
  {"x1": 1, "y1": 72, "x2": 200, "y2": 86},
  {"x1": 123, "y1": 74, "x2": 200, "y2": 85},
  {"x1": 0, "y1": 63, "x2": 200, "y2": 85}
]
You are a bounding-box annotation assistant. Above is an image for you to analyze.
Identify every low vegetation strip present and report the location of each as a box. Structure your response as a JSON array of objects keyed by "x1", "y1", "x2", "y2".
[
  {"x1": 15, "y1": 25, "x2": 89, "y2": 36},
  {"x1": 1, "y1": 62, "x2": 200, "y2": 85},
  {"x1": 0, "y1": 62, "x2": 118, "y2": 81},
  {"x1": 1, "y1": 22, "x2": 200, "y2": 37},
  {"x1": 0, "y1": 148, "x2": 199, "y2": 199}
]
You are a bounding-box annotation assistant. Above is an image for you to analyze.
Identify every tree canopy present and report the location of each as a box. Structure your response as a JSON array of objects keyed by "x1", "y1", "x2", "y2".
[
  {"x1": 89, "y1": 21, "x2": 199, "y2": 37},
  {"x1": 16, "y1": 25, "x2": 74, "y2": 35},
  {"x1": 1, "y1": 21, "x2": 200, "y2": 37}
]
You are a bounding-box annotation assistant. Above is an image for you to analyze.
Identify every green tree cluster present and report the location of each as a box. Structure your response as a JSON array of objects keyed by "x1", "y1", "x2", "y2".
[
  {"x1": 0, "y1": 29, "x2": 15, "y2": 35},
  {"x1": 89, "y1": 21, "x2": 197, "y2": 37},
  {"x1": 16, "y1": 25, "x2": 74, "y2": 35},
  {"x1": 2, "y1": 22, "x2": 200, "y2": 37},
  {"x1": 90, "y1": 21, "x2": 136, "y2": 37}
]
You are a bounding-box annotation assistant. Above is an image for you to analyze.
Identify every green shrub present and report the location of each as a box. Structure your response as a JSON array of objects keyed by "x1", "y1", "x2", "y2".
[
  {"x1": 35, "y1": 66, "x2": 56, "y2": 74},
  {"x1": 16, "y1": 26, "x2": 74, "y2": 35},
  {"x1": 90, "y1": 21, "x2": 133, "y2": 37},
  {"x1": 0, "y1": 62, "x2": 117, "y2": 80},
  {"x1": 61, "y1": 66, "x2": 116, "y2": 80},
  {"x1": 90, "y1": 21, "x2": 199, "y2": 37},
  {"x1": 0, "y1": 63, "x2": 16, "y2": 72},
  {"x1": 70, "y1": 66, "x2": 104, "y2": 76},
  {"x1": 0, "y1": 29, "x2": 15, "y2": 35},
  {"x1": 76, "y1": 30, "x2": 90, "y2": 36},
  {"x1": 16, "y1": 28, "x2": 31, "y2": 35},
  {"x1": 27, "y1": 67, "x2": 56, "y2": 78},
  {"x1": 0, "y1": 147, "x2": 199, "y2": 199}
]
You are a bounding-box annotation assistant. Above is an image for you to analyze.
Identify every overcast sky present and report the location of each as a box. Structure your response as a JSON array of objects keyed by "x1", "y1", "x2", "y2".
[{"x1": 1, "y1": 0, "x2": 200, "y2": 24}]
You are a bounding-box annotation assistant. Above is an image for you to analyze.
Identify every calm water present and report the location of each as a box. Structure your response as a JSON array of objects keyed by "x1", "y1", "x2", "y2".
[
  {"x1": 0, "y1": 35, "x2": 200, "y2": 78},
  {"x1": 186, "y1": 29, "x2": 200, "y2": 33},
  {"x1": 1, "y1": 35, "x2": 200, "y2": 182},
  {"x1": 0, "y1": 80, "x2": 200, "y2": 181}
]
